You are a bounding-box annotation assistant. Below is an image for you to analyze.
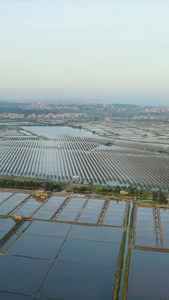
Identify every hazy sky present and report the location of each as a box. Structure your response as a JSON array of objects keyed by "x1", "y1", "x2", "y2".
[{"x1": 0, "y1": 0, "x2": 169, "y2": 104}]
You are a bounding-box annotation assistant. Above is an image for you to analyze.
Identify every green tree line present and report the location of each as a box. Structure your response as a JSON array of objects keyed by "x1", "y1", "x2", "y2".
[{"x1": 0, "y1": 179, "x2": 62, "y2": 191}]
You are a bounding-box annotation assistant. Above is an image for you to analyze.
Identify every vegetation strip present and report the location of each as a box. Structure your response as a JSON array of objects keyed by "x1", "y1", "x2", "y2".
[
  {"x1": 113, "y1": 203, "x2": 130, "y2": 300},
  {"x1": 122, "y1": 204, "x2": 134, "y2": 300}
]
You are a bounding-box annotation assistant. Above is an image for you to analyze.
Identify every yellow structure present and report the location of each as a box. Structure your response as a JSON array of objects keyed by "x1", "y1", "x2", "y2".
[
  {"x1": 35, "y1": 188, "x2": 48, "y2": 198},
  {"x1": 120, "y1": 190, "x2": 129, "y2": 195}
]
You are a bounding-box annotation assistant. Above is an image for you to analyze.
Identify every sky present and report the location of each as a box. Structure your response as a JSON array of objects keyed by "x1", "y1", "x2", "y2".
[{"x1": 0, "y1": 0, "x2": 169, "y2": 105}]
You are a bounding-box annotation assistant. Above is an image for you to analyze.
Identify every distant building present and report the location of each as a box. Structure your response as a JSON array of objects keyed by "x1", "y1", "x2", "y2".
[
  {"x1": 120, "y1": 190, "x2": 129, "y2": 195},
  {"x1": 35, "y1": 188, "x2": 48, "y2": 198},
  {"x1": 72, "y1": 175, "x2": 80, "y2": 181}
]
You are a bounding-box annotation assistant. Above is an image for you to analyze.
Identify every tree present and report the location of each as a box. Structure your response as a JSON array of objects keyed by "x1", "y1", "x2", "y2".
[
  {"x1": 159, "y1": 191, "x2": 168, "y2": 204},
  {"x1": 115, "y1": 185, "x2": 121, "y2": 193},
  {"x1": 153, "y1": 191, "x2": 158, "y2": 201},
  {"x1": 130, "y1": 187, "x2": 135, "y2": 195}
]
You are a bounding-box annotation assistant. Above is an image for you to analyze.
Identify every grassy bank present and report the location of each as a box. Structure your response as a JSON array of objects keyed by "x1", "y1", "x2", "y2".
[{"x1": 122, "y1": 205, "x2": 134, "y2": 299}]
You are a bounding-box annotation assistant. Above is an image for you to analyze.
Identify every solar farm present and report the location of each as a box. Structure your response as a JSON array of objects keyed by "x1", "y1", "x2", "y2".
[
  {"x1": 0, "y1": 134, "x2": 169, "y2": 189},
  {"x1": 1, "y1": 126, "x2": 169, "y2": 299}
]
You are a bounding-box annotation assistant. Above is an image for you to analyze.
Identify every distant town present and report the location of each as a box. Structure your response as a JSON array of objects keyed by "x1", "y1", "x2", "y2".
[{"x1": 0, "y1": 101, "x2": 169, "y2": 123}]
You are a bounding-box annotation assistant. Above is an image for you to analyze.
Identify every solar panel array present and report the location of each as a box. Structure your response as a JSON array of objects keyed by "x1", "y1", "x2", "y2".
[{"x1": 1, "y1": 137, "x2": 169, "y2": 189}]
